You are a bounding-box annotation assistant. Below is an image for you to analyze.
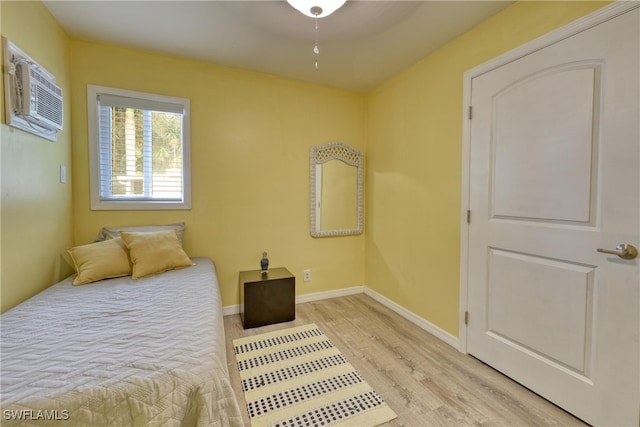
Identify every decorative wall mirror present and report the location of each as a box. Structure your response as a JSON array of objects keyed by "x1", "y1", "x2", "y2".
[{"x1": 310, "y1": 142, "x2": 364, "y2": 237}]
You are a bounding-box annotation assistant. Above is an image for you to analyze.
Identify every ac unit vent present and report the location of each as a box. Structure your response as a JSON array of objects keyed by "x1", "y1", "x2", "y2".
[
  {"x1": 3, "y1": 37, "x2": 64, "y2": 141},
  {"x1": 16, "y1": 62, "x2": 64, "y2": 131}
]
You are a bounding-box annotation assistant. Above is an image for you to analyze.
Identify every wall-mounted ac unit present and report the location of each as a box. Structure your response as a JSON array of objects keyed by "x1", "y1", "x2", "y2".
[
  {"x1": 15, "y1": 61, "x2": 64, "y2": 131},
  {"x1": 3, "y1": 37, "x2": 63, "y2": 141}
]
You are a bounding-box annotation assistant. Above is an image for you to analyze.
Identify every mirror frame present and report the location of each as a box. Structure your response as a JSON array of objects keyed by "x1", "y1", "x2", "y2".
[{"x1": 310, "y1": 142, "x2": 364, "y2": 237}]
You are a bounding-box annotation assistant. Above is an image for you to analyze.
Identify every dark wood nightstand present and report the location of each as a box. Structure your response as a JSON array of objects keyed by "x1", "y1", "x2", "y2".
[{"x1": 239, "y1": 267, "x2": 295, "y2": 329}]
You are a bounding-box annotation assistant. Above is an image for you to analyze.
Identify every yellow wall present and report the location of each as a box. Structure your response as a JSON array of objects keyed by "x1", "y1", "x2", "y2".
[
  {"x1": 69, "y1": 40, "x2": 366, "y2": 307},
  {"x1": 0, "y1": 1, "x2": 73, "y2": 312},
  {"x1": 365, "y1": 1, "x2": 609, "y2": 336}
]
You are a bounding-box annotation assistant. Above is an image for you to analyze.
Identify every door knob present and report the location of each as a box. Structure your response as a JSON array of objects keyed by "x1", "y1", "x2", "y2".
[{"x1": 597, "y1": 244, "x2": 638, "y2": 260}]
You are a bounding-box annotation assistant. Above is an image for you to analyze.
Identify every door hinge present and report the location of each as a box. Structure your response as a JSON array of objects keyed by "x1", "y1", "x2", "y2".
[
  {"x1": 466, "y1": 210, "x2": 471, "y2": 224},
  {"x1": 468, "y1": 106, "x2": 473, "y2": 120},
  {"x1": 464, "y1": 311, "x2": 469, "y2": 325}
]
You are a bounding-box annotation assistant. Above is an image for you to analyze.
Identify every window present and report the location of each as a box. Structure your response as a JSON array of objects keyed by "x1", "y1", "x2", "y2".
[{"x1": 87, "y1": 85, "x2": 191, "y2": 210}]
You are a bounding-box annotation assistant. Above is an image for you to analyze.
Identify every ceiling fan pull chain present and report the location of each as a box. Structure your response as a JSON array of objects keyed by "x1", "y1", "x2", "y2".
[{"x1": 314, "y1": 14, "x2": 320, "y2": 70}]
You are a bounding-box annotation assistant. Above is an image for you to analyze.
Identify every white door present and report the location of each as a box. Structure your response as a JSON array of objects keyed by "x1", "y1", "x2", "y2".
[{"x1": 466, "y1": 7, "x2": 639, "y2": 426}]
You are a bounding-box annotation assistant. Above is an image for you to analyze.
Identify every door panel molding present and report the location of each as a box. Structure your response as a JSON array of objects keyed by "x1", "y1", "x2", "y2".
[
  {"x1": 486, "y1": 248, "x2": 595, "y2": 376},
  {"x1": 490, "y1": 62, "x2": 601, "y2": 225}
]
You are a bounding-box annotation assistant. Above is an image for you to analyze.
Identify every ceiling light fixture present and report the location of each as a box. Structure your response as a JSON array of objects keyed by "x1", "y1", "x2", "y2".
[
  {"x1": 286, "y1": 0, "x2": 347, "y2": 70},
  {"x1": 286, "y1": 0, "x2": 347, "y2": 18}
]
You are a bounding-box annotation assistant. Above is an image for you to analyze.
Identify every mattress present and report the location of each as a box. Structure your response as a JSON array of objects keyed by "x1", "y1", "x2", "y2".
[{"x1": 0, "y1": 258, "x2": 242, "y2": 426}]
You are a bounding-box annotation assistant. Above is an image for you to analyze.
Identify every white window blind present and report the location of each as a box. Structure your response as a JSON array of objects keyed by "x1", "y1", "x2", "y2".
[{"x1": 88, "y1": 85, "x2": 191, "y2": 210}]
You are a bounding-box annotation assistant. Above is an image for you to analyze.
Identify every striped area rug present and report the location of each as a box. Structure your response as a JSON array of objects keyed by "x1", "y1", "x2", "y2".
[{"x1": 233, "y1": 323, "x2": 397, "y2": 427}]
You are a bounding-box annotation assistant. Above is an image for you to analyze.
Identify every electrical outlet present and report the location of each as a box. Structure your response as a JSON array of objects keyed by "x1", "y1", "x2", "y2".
[{"x1": 303, "y1": 269, "x2": 311, "y2": 282}]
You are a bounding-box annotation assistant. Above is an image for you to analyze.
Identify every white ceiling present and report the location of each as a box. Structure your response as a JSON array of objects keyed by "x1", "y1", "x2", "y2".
[{"x1": 43, "y1": 0, "x2": 511, "y2": 92}]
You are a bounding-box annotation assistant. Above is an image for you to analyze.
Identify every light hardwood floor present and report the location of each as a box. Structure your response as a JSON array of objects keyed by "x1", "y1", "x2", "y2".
[{"x1": 223, "y1": 294, "x2": 587, "y2": 426}]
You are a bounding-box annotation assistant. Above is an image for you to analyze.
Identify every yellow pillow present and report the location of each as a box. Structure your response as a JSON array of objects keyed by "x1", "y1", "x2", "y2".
[
  {"x1": 67, "y1": 238, "x2": 132, "y2": 285},
  {"x1": 119, "y1": 229, "x2": 195, "y2": 279}
]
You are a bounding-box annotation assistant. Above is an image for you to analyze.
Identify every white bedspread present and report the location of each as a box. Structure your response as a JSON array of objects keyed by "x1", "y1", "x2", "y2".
[{"x1": 0, "y1": 258, "x2": 242, "y2": 426}]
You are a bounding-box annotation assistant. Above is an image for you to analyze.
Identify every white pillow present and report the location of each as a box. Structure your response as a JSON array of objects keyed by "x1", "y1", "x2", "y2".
[{"x1": 95, "y1": 222, "x2": 185, "y2": 243}]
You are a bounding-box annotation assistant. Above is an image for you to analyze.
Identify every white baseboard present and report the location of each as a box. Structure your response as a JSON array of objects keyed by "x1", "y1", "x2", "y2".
[
  {"x1": 222, "y1": 304, "x2": 242, "y2": 316},
  {"x1": 363, "y1": 287, "x2": 459, "y2": 348},
  {"x1": 222, "y1": 285, "x2": 459, "y2": 349},
  {"x1": 295, "y1": 285, "x2": 365, "y2": 304}
]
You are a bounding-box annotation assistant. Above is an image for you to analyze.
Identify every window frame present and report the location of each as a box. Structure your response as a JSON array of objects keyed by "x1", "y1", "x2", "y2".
[{"x1": 87, "y1": 84, "x2": 191, "y2": 210}]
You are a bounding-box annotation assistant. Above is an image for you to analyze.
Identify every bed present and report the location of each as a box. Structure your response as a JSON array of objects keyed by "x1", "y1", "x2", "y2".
[{"x1": 0, "y1": 255, "x2": 242, "y2": 426}]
